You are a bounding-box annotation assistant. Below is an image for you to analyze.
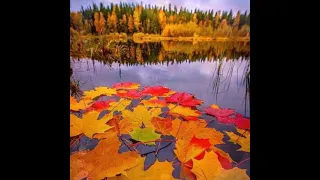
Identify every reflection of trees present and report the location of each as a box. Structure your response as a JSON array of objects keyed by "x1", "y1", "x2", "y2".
[{"x1": 70, "y1": 37, "x2": 250, "y2": 66}]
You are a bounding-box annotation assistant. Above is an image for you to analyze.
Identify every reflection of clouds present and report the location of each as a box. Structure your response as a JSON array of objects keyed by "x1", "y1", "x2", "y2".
[{"x1": 72, "y1": 59, "x2": 250, "y2": 116}]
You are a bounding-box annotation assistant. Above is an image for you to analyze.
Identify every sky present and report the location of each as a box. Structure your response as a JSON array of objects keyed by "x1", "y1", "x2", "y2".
[{"x1": 70, "y1": 0, "x2": 250, "y2": 13}]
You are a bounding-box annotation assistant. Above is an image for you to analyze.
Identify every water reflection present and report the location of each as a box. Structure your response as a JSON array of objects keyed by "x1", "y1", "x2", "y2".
[{"x1": 70, "y1": 40, "x2": 250, "y2": 116}]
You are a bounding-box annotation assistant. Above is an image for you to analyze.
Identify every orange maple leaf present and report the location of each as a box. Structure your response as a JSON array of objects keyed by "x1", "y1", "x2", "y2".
[
  {"x1": 151, "y1": 117, "x2": 173, "y2": 135},
  {"x1": 70, "y1": 136, "x2": 140, "y2": 180}
]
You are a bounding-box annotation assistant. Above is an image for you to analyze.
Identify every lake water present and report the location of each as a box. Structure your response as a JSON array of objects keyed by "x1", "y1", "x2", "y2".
[
  {"x1": 70, "y1": 39, "x2": 250, "y2": 177},
  {"x1": 71, "y1": 40, "x2": 250, "y2": 116}
]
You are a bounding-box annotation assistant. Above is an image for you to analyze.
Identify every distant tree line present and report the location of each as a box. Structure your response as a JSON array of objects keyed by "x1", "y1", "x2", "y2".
[{"x1": 70, "y1": 2, "x2": 250, "y2": 37}]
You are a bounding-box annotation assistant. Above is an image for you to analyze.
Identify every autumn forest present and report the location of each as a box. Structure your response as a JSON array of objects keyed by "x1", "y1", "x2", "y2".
[{"x1": 70, "y1": 2, "x2": 250, "y2": 39}]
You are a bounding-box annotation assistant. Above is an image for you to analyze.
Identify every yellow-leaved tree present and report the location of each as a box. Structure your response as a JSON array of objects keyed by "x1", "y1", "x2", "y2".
[
  {"x1": 133, "y1": 5, "x2": 142, "y2": 32},
  {"x1": 158, "y1": 9, "x2": 167, "y2": 34},
  {"x1": 94, "y1": 12, "x2": 105, "y2": 35},
  {"x1": 128, "y1": 14, "x2": 134, "y2": 33}
]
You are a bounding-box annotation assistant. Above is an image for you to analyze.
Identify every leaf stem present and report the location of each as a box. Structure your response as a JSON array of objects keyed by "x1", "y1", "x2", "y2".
[
  {"x1": 70, "y1": 133, "x2": 83, "y2": 148},
  {"x1": 234, "y1": 157, "x2": 250, "y2": 167}
]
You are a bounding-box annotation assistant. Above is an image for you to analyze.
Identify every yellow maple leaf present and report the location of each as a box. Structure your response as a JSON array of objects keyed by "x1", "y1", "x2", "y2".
[
  {"x1": 82, "y1": 86, "x2": 117, "y2": 100},
  {"x1": 94, "y1": 118, "x2": 133, "y2": 140},
  {"x1": 122, "y1": 105, "x2": 162, "y2": 128},
  {"x1": 95, "y1": 86, "x2": 117, "y2": 95},
  {"x1": 70, "y1": 111, "x2": 113, "y2": 138},
  {"x1": 125, "y1": 160, "x2": 176, "y2": 180},
  {"x1": 70, "y1": 136, "x2": 141, "y2": 180},
  {"x1": 195, "y1": 128, "x2": 224, "y2": 146},
  {"x1": 225, "y1": 129, "x2": 250, "y2": 152},
  {"x1": 168, "y1": 104, "x2": 200, "y2": 121},
  {"x1": 107, "y1": 98, "x2": 132, "y2": 113},
  {"x1": 170, "y1": 118, "x2": 206, "y2": 139},
  {"x1": 70, "y1": 98, "x2": 92, "y2": 111},
  {"x1": 215, "y1": 167, "x2": 250, "y2": 180},
  {"x1": 191, "y1": 151, "x2": 223, "y2": 180},
  {"x1": 210, "y1": 104, "x2": 220, "y2": 109}
]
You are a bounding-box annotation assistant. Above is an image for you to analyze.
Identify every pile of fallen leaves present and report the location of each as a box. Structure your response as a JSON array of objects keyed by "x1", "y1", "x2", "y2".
[{"x1": 70, "y1": 82, "x2": 250, "y2": 180}]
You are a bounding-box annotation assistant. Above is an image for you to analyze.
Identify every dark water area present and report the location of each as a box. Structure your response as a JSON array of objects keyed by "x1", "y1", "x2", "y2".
[{"x1": 71, "y1": 40, "x2": 250, "y2": 116}]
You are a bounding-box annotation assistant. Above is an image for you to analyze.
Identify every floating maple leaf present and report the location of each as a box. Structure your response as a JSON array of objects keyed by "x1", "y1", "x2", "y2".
[
  {"x1": 107, "y1": 98, "x2": 132, "y2": 113},
  {"x1": 211, "y1": 146, "x2": 234, "y2": 170},
  {"x1": 215, "y1": 167, "x2": 250, "y2": 180},
  {"x1": 234, "y1": 114, "x2": 250, "y2": 130},
  {"x1": 142, "y1": 85, "x2": 171, "y2": 96},
  {"x1": 141, "y1": 97, "x2": 167, "y2": 108},
  {"x1": 159, "y1": 90, "x2": 177, "y2": 97},
  {"x1": 86, "y1": 99, "x2": 116, "y2": 112},
  {"x1": 117, "y1": 89, "x2": 144, "y2": 99},
  {"x1": 225, "y1": 129, "x2": 250, "y2": 152},
  {"x1": 124, "y1": 159, "x2": 176, "y2": 180},
  {"x1": 70, "y1": 136, "x2": 140, "y2": 180},
  {"x1": 70, "y1": 98, "x2": 92, "y2": 111},
  {"x1": 70, "y1": 111, "x2": 113, "y2": 138},
  {"x1": 112, "y1": 82, "x2": 140, "y2": 89},
  {"x1": 168, "y1": 104, "x2": 201, "y2": 121},
  {"x1": 93, "y1": 116, "x2": 133, "y2": 140},
  {"x1": 205, "y1": 106, "x2": 235, "y2": 118},
  {"x1": 130, "y1": 127, "x2": 161, "y2": 145},
  {"x1": 122, "y1": 105, "x2": 162, "y2": 128},
  {"x1": 204, "y1": 106, "x2": 236, "y2": 124},
  {"x1": 191, "y1": 151, "x2": 223, "y2": 180},
  {"x1": 83, "y1": 86, "x2": 117, "y2": 100},
  {"x1": 151, "y1": 117, "x2": 173, "y2": 135},
  {"x1": 165, "y1": 92, "x2": 203, "y2": 107}
]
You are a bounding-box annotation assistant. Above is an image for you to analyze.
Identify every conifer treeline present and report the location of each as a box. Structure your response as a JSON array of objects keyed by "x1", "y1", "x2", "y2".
[{"x1": 70, "y1": 2, "x2": 250, "y2": 37}]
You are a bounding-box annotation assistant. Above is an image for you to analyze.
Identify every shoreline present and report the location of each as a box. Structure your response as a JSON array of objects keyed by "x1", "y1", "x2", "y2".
[{"x1": 78, "y1": 33, "x2": 250, "y2": 43}]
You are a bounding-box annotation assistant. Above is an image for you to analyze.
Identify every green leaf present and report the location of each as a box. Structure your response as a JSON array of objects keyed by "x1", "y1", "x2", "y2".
[{"x1": 129, "y1": 127, "x2": 161, "y2": 145}]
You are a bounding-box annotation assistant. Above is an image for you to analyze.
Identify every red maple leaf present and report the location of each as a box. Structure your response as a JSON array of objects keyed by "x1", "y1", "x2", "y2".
[
  {"x1": 216, "y1": 116, "x2": 236, "y2": 124},
  {"x1": 117, "y1": 89, "x2": 144, "y2": 99},
  {"x1": 215, "y1": 151, "x2": 232, "y2": 170},
  {"x1": 142, "y1": 86, "x2": 170, "y2": 96},
  {"x1": 85, "y1": 99, "x2": 116, "y2": 112},
  {"x1": 165, "y1": 92, "x2": 203, "y2": 107},
  {"x1": 204, "y1": 107, "x2": 235, "y2": 117},
  {"x1": 234, "y1": 114, "x2": 250, "y2": 130},
  {"x1": 204, "y1": 107, "x2": 236, "y2": 124}
]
